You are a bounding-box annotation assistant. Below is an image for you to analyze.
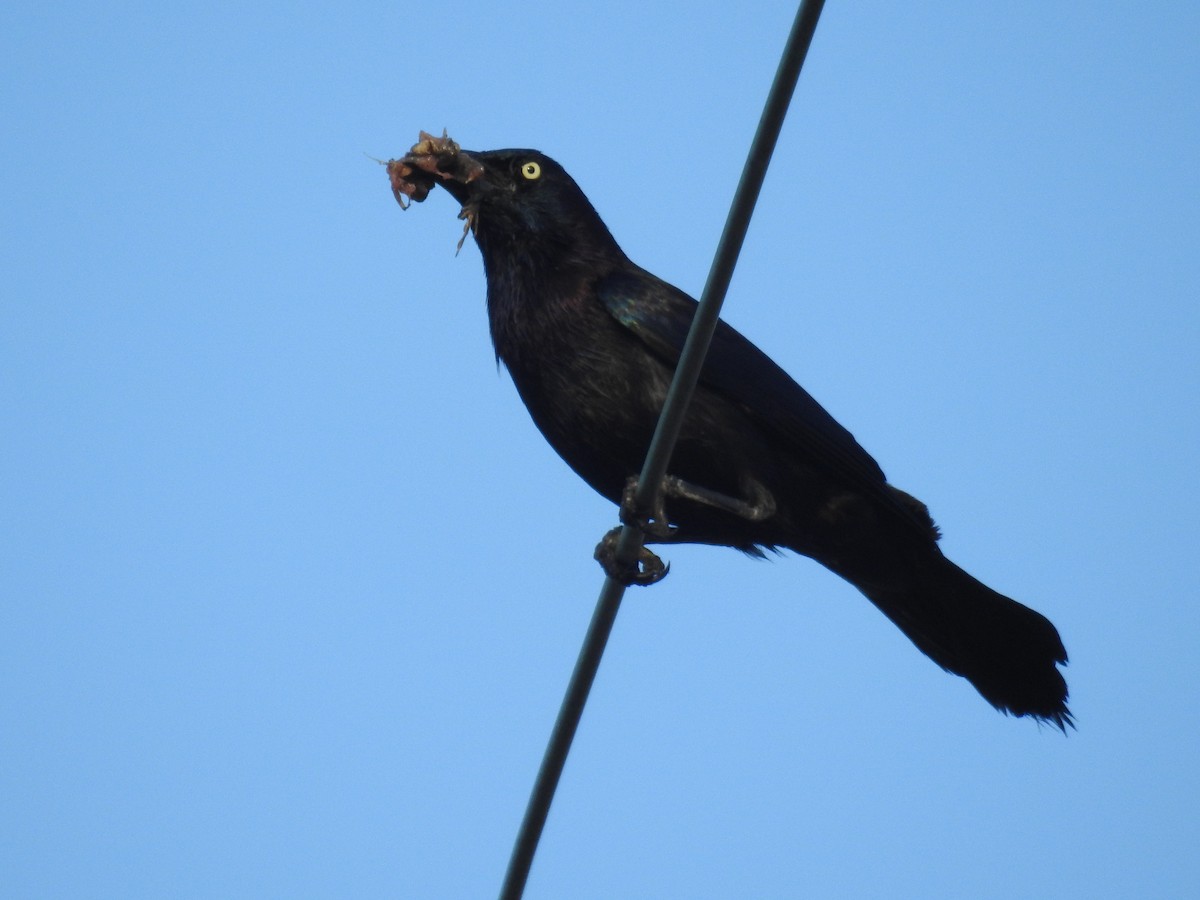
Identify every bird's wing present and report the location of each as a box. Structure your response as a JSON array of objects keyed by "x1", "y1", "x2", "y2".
[{"x1": 598, "y1": 267, "x2": 888, "y2": 491}]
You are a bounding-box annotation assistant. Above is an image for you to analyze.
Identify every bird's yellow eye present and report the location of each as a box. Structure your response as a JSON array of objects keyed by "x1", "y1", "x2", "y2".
[{"x1": 520, "y1": 161, "x2": 542, "y2": 180}]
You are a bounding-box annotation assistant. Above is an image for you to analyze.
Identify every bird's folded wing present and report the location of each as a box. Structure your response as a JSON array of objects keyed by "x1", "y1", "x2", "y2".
[{"x1": 598, "y1": 268, "x2": 889, "y2": 495}]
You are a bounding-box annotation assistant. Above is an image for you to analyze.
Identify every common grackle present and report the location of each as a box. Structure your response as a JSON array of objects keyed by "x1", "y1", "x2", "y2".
[{"x1": 392, "y1": 136, "x2": 1070, "y2": 729}]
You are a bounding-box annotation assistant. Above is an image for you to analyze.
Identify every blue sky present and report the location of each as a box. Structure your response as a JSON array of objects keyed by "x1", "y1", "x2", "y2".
[{"x1": 3, "y1": 2, "x2": 1198, "y2": 897}]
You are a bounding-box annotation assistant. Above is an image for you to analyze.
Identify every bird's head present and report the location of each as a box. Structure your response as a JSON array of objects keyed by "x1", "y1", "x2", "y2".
[
  {"x1": 389, "y1": 134, "x2": 623, "y2": 264},
  {"x1": 445, "y1": 149, "x2": 623, "y2": 263}
]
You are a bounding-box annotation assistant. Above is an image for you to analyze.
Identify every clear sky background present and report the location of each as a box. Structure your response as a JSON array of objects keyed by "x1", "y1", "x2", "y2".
[{"x1": 3, "y1": 3, "x2": 1198, "y2": 898}]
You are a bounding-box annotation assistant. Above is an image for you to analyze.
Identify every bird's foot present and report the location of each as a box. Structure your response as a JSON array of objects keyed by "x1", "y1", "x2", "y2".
[{"x1": 594, "y1": 526, "x2": 670, "y2": 586}]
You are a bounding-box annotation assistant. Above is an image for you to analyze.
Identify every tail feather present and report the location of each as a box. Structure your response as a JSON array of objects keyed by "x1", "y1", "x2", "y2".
[{"x1": 859, "y1": 555, "x2": 1071, "y2": 729}]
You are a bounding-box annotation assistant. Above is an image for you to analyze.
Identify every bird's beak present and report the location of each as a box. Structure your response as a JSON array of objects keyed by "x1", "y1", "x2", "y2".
[
  {"x1": 387, "y1": 131, "x2": 504, "y2": 251},
  {"x1": 387, "y1": 130, "x2": 485, "y2": 210}
]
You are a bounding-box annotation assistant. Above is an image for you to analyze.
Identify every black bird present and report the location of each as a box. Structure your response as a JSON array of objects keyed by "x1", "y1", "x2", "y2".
[{"x1": 398, "y1": 139, "x2": 1070, "y2": 728}]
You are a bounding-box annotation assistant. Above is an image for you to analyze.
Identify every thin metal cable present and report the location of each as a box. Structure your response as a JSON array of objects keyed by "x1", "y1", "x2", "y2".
[{"x1": 499, "y1": 3, "x2": 826, "y2": 897}]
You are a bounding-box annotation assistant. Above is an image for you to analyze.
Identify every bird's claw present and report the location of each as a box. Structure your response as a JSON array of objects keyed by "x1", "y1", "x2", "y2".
[
  {"x1": 618, "y1": 476, "x2": 678, "y2": 539},
  {"x1": 594, "y1": 526, "x2": 671, "y2": 586}
]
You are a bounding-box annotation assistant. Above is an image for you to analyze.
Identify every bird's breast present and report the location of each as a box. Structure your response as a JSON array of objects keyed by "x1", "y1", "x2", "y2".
[{"x1": 486, "y1": 283, "x2": 671, "y2": 501}]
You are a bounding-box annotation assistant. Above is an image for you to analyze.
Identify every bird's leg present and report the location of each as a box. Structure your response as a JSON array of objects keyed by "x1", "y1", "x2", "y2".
[
  {"x1": 594, "y1": 474, "x2": 776, "y2": 586},
  {"x1": 619, "y1": 473, "x2": 777, "y2": 529},
  {"x1": 661, "y1": 474, "x2": 777, "y2": 523},
  {"x1": 591, "y1": 477, "x2": 675, "y2": 586},
  {"x1": 616, "y1": 473, "x2": 777, "y2": 542}
]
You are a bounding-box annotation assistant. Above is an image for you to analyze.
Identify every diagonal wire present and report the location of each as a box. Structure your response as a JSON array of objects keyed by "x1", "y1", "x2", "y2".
[{"x1": 499, "y1": 3, "x2": 826, "y2": 898}]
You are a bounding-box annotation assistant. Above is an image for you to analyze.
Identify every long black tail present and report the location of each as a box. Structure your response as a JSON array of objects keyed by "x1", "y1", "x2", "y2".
[{"x1": 857, "y1": 553, "x2": 1071, "y2": 729}]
